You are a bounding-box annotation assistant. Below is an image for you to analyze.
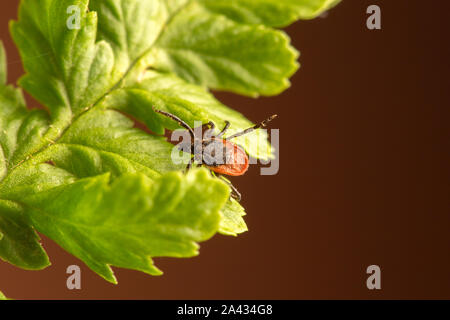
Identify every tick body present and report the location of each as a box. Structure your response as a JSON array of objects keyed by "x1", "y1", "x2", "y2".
[
  {"x1": 154, "y1": 109, "x2": 277, "y2": 201},
  {"x1": 204, "y1": 138, "x2": 249, "y2": 176}
]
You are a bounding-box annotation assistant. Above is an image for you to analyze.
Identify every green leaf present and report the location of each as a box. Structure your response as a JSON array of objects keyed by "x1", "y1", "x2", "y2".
[
  {"x1": 0, "y1": 52, "x2": 76, "y2": 199},
  {"x1": 219, "y1": 199, "x2": 248, "y2": 236},
  {"x1": 151, "y1": 2, "x2": 299, "y2": 97},
  {"x1": 0, "y1": 290, "x2": 8, "y2": 300},
  {"x1": 0, "y1": 200, "x2": 50, "y2": 270},
  {"x1": 10, "y1": 0, "x2": 116, "y2": 119},
  {"x1": 0, "y1": 41, "x2": 6, "y2": 85},
  {"x1": 0, "y1": 43, "x2": 51, "y2": 269},
  {"x1": 19, "y1": 169, "x2": 228, "y2": 283},
  {"x1": 89, "y1": 0, "x2": 167, "y2": 75},
  {"x1": 0, "y1": 80, "x2": 51, "y2": 178},
  {"x1": 197, "y1": 0, "x2": 342, "y2": 27}
]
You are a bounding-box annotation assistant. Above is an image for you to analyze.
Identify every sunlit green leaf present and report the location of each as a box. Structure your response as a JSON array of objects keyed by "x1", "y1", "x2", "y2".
[
  {"x1": 197, "y1": 0, "x2": 341, "y2": 27},
  {"x1": 0, "y1": 290, "x2": 8, "y2": 300},
  {"x1": 151, "y1": 2, "x2": 299, "y2": 97},
  {"x1": 21, "y1": 169, "x2": 228, "y2": 283},
  {"x1": 219, "y1": 199, "x2": 248, "y2": 236}
]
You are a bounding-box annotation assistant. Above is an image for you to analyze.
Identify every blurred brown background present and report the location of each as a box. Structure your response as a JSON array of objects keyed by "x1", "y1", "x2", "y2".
[{"x1": 1, "y1": 0, "x2": 449, "y2": 299}]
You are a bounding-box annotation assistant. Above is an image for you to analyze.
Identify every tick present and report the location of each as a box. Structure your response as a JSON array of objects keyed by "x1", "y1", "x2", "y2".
[{"x1": 154, "y1": 109, "x2": 277, "y2": 201}]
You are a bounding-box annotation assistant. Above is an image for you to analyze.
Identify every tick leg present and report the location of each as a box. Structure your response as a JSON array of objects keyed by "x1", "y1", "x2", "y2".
[
  {"x1": 207, "y1": 121, "x2": 215, "y2": 130},
  {"x1": 225, "y1": 115, "x2": 277, "y2": 140},
  {"x1": 216, "y1": 121, "x2": 230, "y2": 138},
  {"x1": 153, "y1": 108, "x2": 195, "y2": 141},
  {"x1": 201, "y1": 121, "x2": 215, "y2": 139},
  {"x1": 186, "y1": 157, "x2": 194, "y2": 171},
  {"x1": 218, "y1": 175, "x2": 242, "y2": 202}
]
